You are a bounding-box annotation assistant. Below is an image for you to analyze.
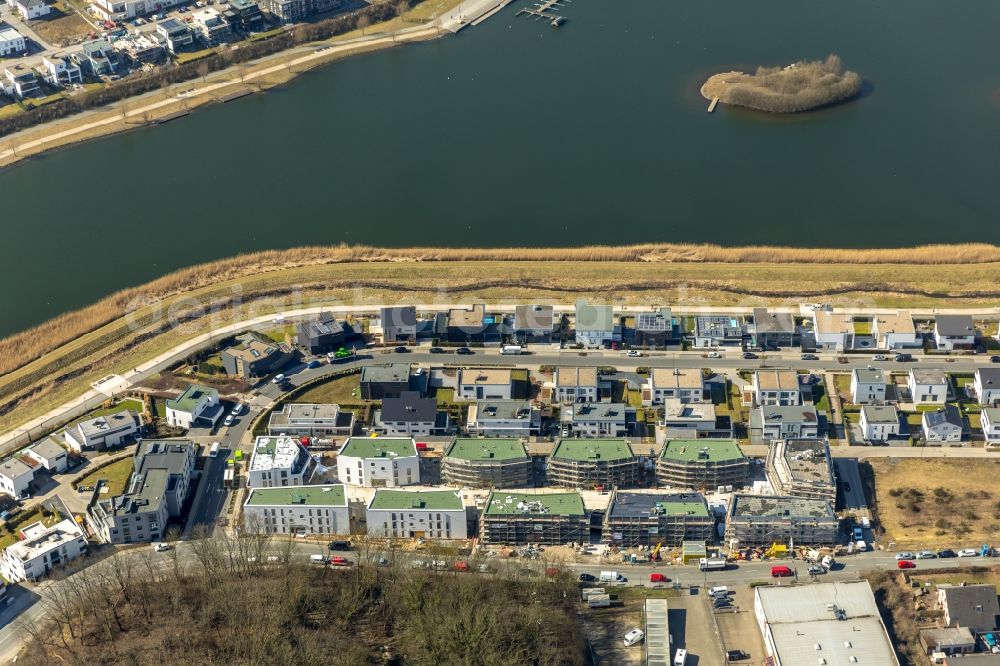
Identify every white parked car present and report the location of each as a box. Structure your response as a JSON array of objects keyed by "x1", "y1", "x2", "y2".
[
  {"x1": 895, "y1": 551, "x2": 915, "y2": 560},
  {"x1": 223, "y1": 414, "x2": 235, "y2": 427},
  {"x1": 230, "y1": 403, "x2": 243, "y2": 416},
  {"x1": 707, "y1": 351, "x2": 722, "y2": 358},
  {"x1": 153, "y1": 542, "x2": 170, "y2": 552},
  {"x1": 272, "y1": 374, "x2": 285, "y2": 384},
  {"x1": 872, "y1": 354, "x2": 887, "y2": 361},
  {"x1": 626, "y1": 350, "x2": 642, "y2": 357},
  {"x1": 958, "y1": 549, "x2": 978, "y2": 557},
  {"x1": 623, "y1": 628, "x2": 644, "y2": 647}
]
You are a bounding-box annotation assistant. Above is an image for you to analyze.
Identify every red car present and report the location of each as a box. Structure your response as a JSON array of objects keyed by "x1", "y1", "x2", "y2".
[
  {"x1": 771, "y1": 565, "x2": 793, "y2": 578},
  {"x1": 330, "y1": 556, "x2": 351, "y2": 567},
  {"x1": 649, "y1": 573, "x2": 670, "y2": 583},
  {"x1": 897, "y1": 560, "x2": 916, "y2": 570}
]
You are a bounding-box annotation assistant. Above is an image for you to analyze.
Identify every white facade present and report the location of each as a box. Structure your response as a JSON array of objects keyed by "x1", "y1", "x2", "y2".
[
  {"x1": 908, "y1": 369, "x2": 948, "y2": 405},
  {"x1": 850, "y1": 368, "x2": 887, "y2": 405},
  {"x1": 0, "y1": 27, "x2": 26, "y2": 57},
  {"x1": 242, "y1": 485, "x2": 350, "y2": 536},
  {"x1": 16, "y1": 0, "x2": 50, "y2": 19},
  {"x1": 89, "y1": 0, "x2": 181, "y2": 20},
  {"x1": 63, "y1": 409, "x2": 139, "y2": 452},
  {"x1": 752, "y1": 370, "x2": 801, "y2": 407},
  {"x1": 553, "y1": 367, "x2": 600, "y2": 403},
  {"x1": 922, "y1": 409, "x2": 963, "y2": 443},
  {"x1": 366, "y1": 490, "x2": 467, "y2": 540},
  {"x1": 42, "y1": 54, "x2": 83, "y2": 86},
  {"x1": 165, "y1": 385, "x2": 218, "y2": 429},
  {"x1": 974, "y1": 369, "x2": 1000, "y2": 406},
  {"x1": 25, "y1": 440, "x2": 69, "y2": 473},
  {"x1": 933, "y1": 316, "x2": 976, "y2": 351},
  {"x1": 456, "y1": 368, "x2": 513, "y2": 401},
  {"x1": 871, "y1": 311, "x2": 917, "y2": 349},
  {"x1": 0, "y1": 519, "x2": 87, "y2": 583},
  {"x1": 860, "y1": 406, "x2": 899, "y2": 442},
  {"x1": 812, "y1": 310, "x2": 853, "y2": 351},
  {"x1": 0, "y1": 458, "x2": 35, "y2": 498},
  {"x1": 246, "y1": 436, "x2": 316, "y2": 489},
  {"x1": 643, "y1": 368, "x2": 706, "y2": 406},
  {"x1": 982, "y1": 408, "x2": 1000, "y2": 444},
  {"x1": 336, "y1": 438, "x2": 420, "y2": 488}
]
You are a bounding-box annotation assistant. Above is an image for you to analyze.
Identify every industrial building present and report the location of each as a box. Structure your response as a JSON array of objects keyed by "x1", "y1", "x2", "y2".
[
  {"x1": 765, "y1": 438, "x2": 836, "y2": 502},
  {"x1": 656, "y1": 439, "x2": 749, "y2": 490},
  {"x1": 602, "y1": 491, "x2": 714, "y2": 547},
  {"x1": 754, "y1": 581, "x2": 900, "y2": 666},
  {"x1": 546, "y1": 438, "x2": 639, "y2": 489},
  {"x1": 725, "y1": 494, "x2": 838, "y2": 548},
  {"x1": 479, "y1": 491, "x2": 588, "y2": 545},
  {"x1": 441, "y1": 438, "x2": 531, "y2": 488}
]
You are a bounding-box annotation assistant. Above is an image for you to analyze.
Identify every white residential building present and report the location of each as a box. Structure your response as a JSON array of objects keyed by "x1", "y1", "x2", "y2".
[
  {"x1": 373, "y1": 392, "x2": 443, "y2": 437},
  {"x1": 922, "y1": 406, "x2": 963, "y2": 444},
  {"x1": 466, "y1": 400, "x2": 541, "y2": 437},
  {"x1": 63, "y1": 409, "x2": 139, "y2": 452},
  {"x1": 871, "y1": 311, "x2": 918, "y2": 349},
  {"x1": 41, "y1": 53, "x2": 83, "y2": 86},
  {"x1": 851, "y1": 367, "x2": 887, "y2": 405},
  {"x1": 908, "y1": 369, "x2": 948, "y2": 405},
  {"x1": 266, "y1": 403, "x2": 355, "y2": 438},
  {"x1": 456, "y1": 368, "x2": 514, "y2": 401},
  {"x1": 981, "y1": 408, "x2": 1000, "y2": 445},
  {"x1": 0, "y1": 26, "x2": 26, "y2": 57},
  {"x1": 642, "y1": 368, "x2": 706, "y2": 406},
  {"x1": 860, "y1": 405, "x2": 900, "y2": 442},
  {"x1": 246, "y1": 436, "x2": 317, "y2": 489},
  {"x1": 574, "y1": 300, "x2": 619, "y2": 347},
  {"x1": 89, "y1": 0, "x2": 182, "y2": 21},
  {"x1": 165, "y1": 384, "x2": 220, "y2": 429},
  {"x1": 15, "y1": 0, "x2": 50, "y2": 19},
  {"x1": 933, "y1": 315, "x2": 976, "y2": 351},
  {"x1": 751, "y1": 405, "x2": 821, "y2": 441},
  {"x1": 0, "y1": 458, "x2": 35, "y2": 498},
  {"x1": 336, "y1": 437, "x2": 419, "y2": 487},
  {"x1": 0, "y1": 519, "x2": 87, "y2": 583},
  {"x1": 974, "y1": 368, "x2": 1000, "y2": 406},
  {"x1": 553, "y1": 367, "x2": 600, "y2": 403},
  {"x1": 243, "y1": 485, "x2": 349, "y2": 536},
  {"x1": 366, "y1": 489, "x2": 467, "y2": 540},
  {"x1": 812, "y1": 310, "x2": 853, "y2": 351},
  {"x1": 567, "y1": 402, "x2": 629, "y2": 438},
  {"x1": 25, "y1": 439, "x2": 69, "y2": 473},
  {"x1": 752, "y1": 370, "x2": 802, "y2": 407}
]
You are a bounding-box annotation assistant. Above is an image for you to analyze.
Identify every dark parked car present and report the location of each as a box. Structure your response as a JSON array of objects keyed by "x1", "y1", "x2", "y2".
[
  {"x1": 726, "y1": 650, "x2": 750, "y2": 662},
  {"x1": 937, "y1": 549, "x2": 957, "y2": 558},
  {"x1": 801, "y1": 354, "x2": 818, "y2": 361},
  {"x1": 328, "y1": 540, "x2": 351, "y2": 551},
  {"x1": 429, "y1": 347, "x2": 445, "y2": 354},
  {"x1": 306, "y1": 360, "x2": 322, "y2": 369},
  {"x1": 742, "y1": 352, "x2": 758, "y2": 360},
  {"x1": 894, "y1": 353, "x2": 913, "y2": 362},
  {"x1": 991, "y1": 356, "x2": 1000, "y2": 363},
  {"x1": 394, "y1": 346, "x2": 409, "y2": 353},
  {"x1": 456, "y1": 347, "x2": 474, "y2": 355},
  {"x1": 579, "y1": 573, "x2": 597, "y2": 582}
]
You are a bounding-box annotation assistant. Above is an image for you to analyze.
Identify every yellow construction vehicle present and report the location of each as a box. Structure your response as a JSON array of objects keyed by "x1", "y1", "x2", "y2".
[
  {"x1": 764, "y1": 543, "x2": 789, "y2": 559},
  {"x1": 651, "y1": 542, "x2": 663, "y2": 561}
]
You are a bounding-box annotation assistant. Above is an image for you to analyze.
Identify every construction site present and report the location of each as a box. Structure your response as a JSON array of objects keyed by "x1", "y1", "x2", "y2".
[
  {"x1": 479, "y1": 491, "x2": 589, "y2": 545},
  {"x1": 546, "y1": 438, "x2": 640, "y2": 489},
  {"x1": 655, "y1": 439, "x2": 749, "y2": 490},
  {"x1": 764, "y1": 438, "x2": 837, "y2": 502},
  {"x1": 602, "y1": 491, "x2": 715, "y2": 548},
  {"x1": 441, "y1": 438, "x2": 532, "y2": 488},
  {"x1": 724, "y1": 493, "x2": 839, "y2": 549}
]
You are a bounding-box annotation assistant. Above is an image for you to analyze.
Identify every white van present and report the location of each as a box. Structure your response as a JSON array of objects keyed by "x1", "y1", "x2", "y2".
[
  {"x1": 623, "y1": 628, "x2": 644, "y2": 646},
  {"x1": 309, "y1": 554, "x2": 328, "y2": 565},
  {"x1": 674, "y1": 648, "x2": 688, "y2": 666},
  {"x1": 708, "y1": 586, "x2": 729, "y2": 598}
]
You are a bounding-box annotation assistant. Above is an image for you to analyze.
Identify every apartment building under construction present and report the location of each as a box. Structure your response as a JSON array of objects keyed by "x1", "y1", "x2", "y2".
[
  {"x1": 479, "y1": 491, "x2": 588, "y2": 545},
  {"x1": 603, "y1": 491, "x2": 715, "y2": 547},
  {"x1": 441, "y1": 438, "x2": 532, "y2": 488},
  {"x1": 546, "y1": 438, "x2": 639, "y2": 489}
]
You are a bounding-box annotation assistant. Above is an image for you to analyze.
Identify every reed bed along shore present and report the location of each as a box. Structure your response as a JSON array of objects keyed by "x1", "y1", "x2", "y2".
[{"x1": 0, "y1": 242, "x2": 998, "y2": 381}]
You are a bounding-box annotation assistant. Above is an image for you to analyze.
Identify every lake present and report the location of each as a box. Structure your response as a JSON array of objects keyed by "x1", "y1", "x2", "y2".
[{"x1": 1, "y1": 0, "x2": 999, "y2": 337}]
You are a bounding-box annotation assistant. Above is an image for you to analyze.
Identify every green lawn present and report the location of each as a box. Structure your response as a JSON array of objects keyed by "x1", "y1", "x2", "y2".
[
  {"x1": 624, "y1": 388, "x2": 643, "y2": 408},
  {"x1": 0, "y1": 508, "x2": 64, "y2": 550},
  {"x1": 74, "y1": 457, "x2": 134, "y2": 496},
  {"x1": 86, "y1": 398, "x2": 144, "y2": 418},
  {"x1": 852, "y1": 320, "x2": 872, "y2": 335},
  {"x1": 434, "y1": 387, "x2": 455, "y2": 406},
  {"x1": 175, "y1": 48, "x2": 215, "y2": 64},
  {"x1": 260, "y1": 324, "x2": 295, "y2": 344},
  {"x1": 291, "y1": 374, "x2": 361, "y2": 404},
  {"x1": 247, "y1": 27, "x2": 286, "y2": 42},
  {"x1": 813, "y1": 383, "x2": 831, "y2": 412}
]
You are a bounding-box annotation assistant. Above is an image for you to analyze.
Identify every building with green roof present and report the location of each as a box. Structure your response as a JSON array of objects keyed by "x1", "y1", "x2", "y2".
[
  {"x1": 165, "y1": 384, "x2": 220, "y2": 429},
  {"x1": 442, "y1": 438, "x2": 531, "y2": 489},
  {"x1": 547, "y1": 438, "x2": 639, "y2": 489},
  {"x1": 336, "y1": 437, "x2": 420, "y2": 488},
  {"x1": 479, "y1": 491, "x2": 588, "y2": 545},
  {"x1": 365, "y1": 489, "x2": 467, "y2": 540},
  {"x1": 243, "y1": 484, "x2": 349, "y2": 536},
  {"x1": 656, "y1": 439, "x2": 749, "y2": 490},
  {"x1": 603, "y1": 491, "x2": 714, "y2": 547}
]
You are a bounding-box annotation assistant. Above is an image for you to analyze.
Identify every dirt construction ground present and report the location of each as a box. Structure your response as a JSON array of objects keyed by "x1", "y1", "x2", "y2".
[{"x1": 871, "y1": 458, "x2": 1000, "y2": 550}]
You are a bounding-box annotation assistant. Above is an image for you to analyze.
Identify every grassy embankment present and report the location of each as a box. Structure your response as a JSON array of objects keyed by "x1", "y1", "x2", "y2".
[
  {"x1": 2, "y1": 244, "x2": 1000, "y2": 437},
  {"x1": 702, "y1": 54, "x2": 862, "y2": 113}
]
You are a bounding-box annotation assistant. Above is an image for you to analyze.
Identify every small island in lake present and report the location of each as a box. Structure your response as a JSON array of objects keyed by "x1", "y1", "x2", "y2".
[{"x1": 701, "y1": 55, "x2": 863, "y2": 113}]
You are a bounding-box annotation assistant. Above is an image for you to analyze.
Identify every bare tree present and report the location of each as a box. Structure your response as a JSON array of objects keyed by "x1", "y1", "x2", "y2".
[{"x1": 357, "y1": 14, "x2": 371, "y2": 36}]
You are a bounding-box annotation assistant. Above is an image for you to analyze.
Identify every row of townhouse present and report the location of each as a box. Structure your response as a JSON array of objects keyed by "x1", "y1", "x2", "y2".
[{"x1": 0, "y1": 439, "x2": 69, "y2": 499}]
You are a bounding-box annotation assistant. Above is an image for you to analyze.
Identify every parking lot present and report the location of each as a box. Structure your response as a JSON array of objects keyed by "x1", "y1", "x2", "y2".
[
  {"x1": 669, "y1": 591, "x2": 726, "y2": 666},
  {"x1": 714, "y1": 586, "x2": 767, "y2": 663}
]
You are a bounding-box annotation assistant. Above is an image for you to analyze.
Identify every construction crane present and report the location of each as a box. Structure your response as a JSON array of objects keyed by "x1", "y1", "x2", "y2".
[{"x1": 651, "y1": 542, "x2": 662, "y2": 561}]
